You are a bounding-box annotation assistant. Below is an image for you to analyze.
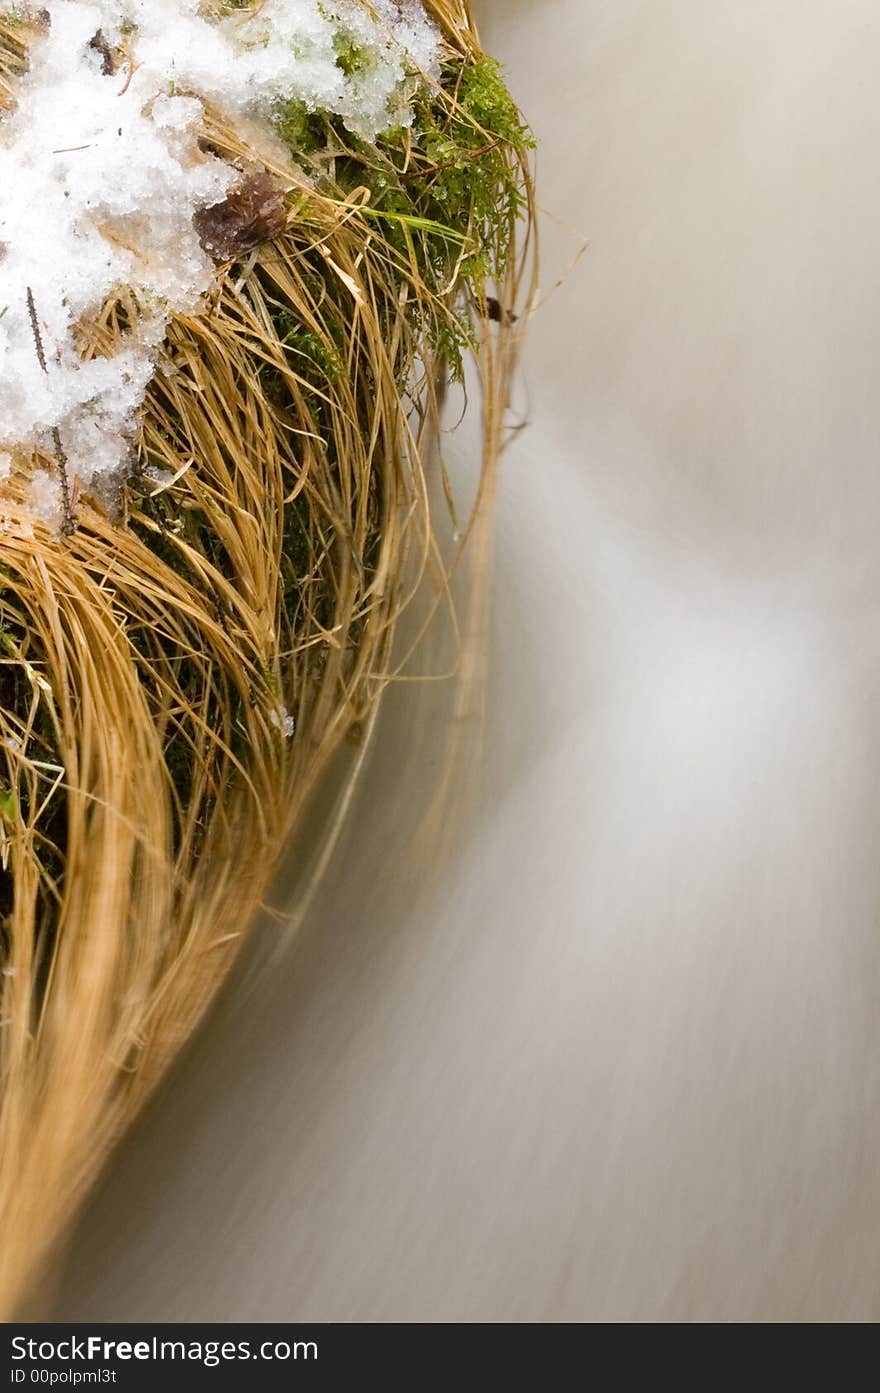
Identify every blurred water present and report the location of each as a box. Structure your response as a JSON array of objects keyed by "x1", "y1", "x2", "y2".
[{"x1": 58, "y1": 1, "x2": 880, "y2": 1321}]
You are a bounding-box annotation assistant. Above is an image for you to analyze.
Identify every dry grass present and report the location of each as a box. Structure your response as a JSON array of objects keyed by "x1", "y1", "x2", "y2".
[{"x1": 0, "y1": 0, "x2": 535, "y2": 1316}]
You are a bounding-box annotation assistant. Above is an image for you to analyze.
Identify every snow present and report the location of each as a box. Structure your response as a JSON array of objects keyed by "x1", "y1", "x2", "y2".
[{"x1": 0, "y1": 1, "x2": 439, "y2": 524}]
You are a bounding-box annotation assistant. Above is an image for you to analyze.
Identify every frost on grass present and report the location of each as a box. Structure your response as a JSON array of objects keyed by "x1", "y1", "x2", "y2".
[{"x1": 0, "y1": 1, "x2": 440, "y2": 525}]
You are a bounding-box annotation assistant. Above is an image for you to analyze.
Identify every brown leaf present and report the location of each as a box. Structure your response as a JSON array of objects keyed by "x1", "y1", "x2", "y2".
[
  {"x1": 88, "y1": 30, "x2": 115, "y2": 77},
  {"x1": 193, "y1": 173, "x2": 288, "y2": 261}
]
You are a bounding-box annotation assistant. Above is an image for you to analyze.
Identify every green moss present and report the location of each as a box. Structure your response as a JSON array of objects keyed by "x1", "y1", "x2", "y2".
[
  {"x1": 333, "y1": 29, "x2": 369, "y2": 78},
  {"x1": 457, "y1": 56, "x2": 535, "y2": 150},
  {"x1": 414, "y1": 56, "x2": 534, "y2": 274},
  {"x1": 272, "y1": 51, "x2": 533, "y2": 349},
  {"x1": 278, "y1": 318, "x2": 344, "y2": 386},
  {"x1": 355, "y1": 56, "x2": 532, "y2": 376},
  {"x1": 273, "y1": 97, "x2": 325, "y2": 156}
]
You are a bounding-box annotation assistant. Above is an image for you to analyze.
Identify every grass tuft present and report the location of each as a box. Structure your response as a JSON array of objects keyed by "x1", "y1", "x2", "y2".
[{"x1": 0, "y1": 0, "x2": 536, "y2": 1316}]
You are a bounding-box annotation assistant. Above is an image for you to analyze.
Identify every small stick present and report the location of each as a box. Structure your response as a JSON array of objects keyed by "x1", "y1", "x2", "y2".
[
  {"x1": 51, "y1": 428, "x2": 75, "y2": 537},
  {"x1": 25, "y1": 287, "x2": 77, "y2": 537},
  {"x1": 25, "y1": 287, "x2": 47, "y2": 374}
]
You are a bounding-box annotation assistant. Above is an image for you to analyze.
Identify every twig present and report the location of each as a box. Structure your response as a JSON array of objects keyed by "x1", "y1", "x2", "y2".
[
  {"x1": 25, "y1": 286, "x2": 47, "y2": 374},
  {"x1": 25, "y1": 287, "x2": 77, "y2": 536},
  {"x1": 51, "y1": 428, "x2": 75, "y2": 537}
]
